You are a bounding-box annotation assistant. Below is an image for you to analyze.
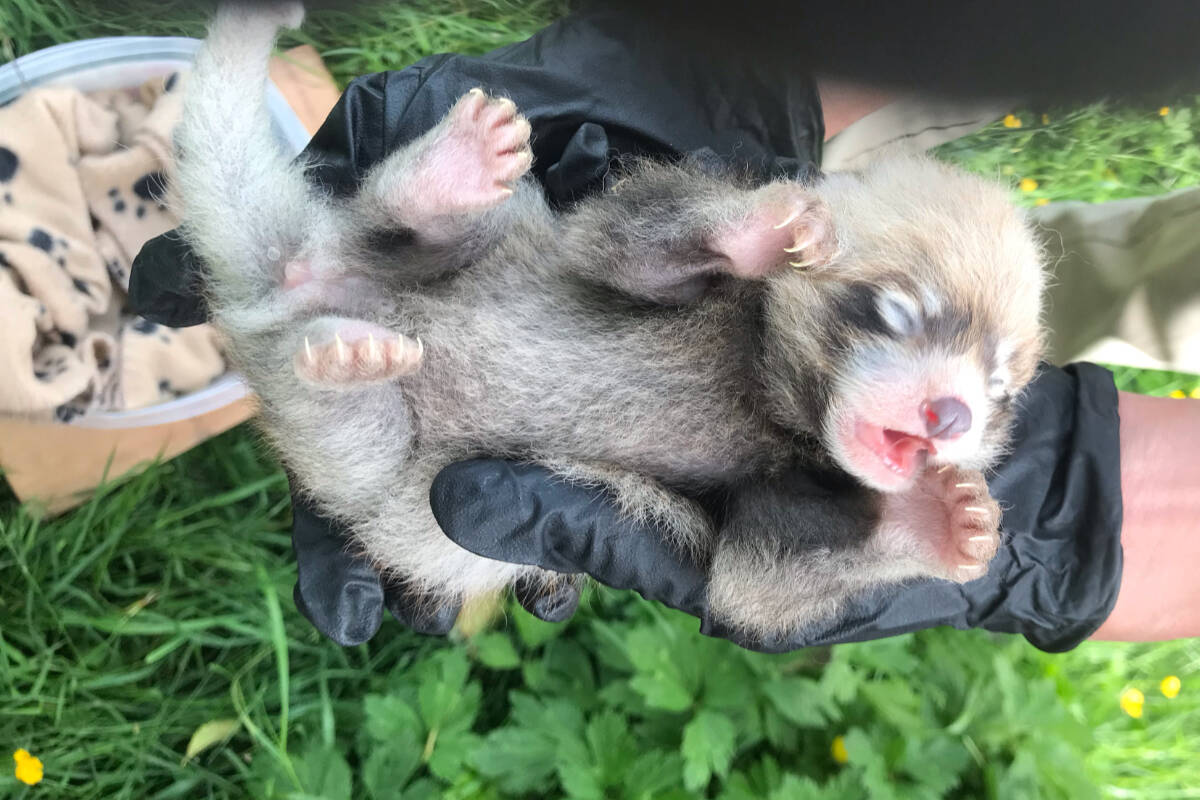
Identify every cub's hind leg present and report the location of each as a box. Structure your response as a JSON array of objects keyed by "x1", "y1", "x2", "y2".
[
  {"x1": 292, "y1": 316, "x2": 424, "y2": 389},
  {"x1": 559, "y1": 161, "x2": 839, "y2": 305},
  {"x1": 539, "y1": 459, "x2": 715, "y2": 557},
  {"x1": 353, "y1": 88, "x2": 540, "y2": 274}
]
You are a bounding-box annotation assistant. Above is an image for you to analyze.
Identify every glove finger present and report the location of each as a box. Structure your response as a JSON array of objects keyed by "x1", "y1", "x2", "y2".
[
  {"x1": 128, "y1": 231, "x2": 211, "y2": 327},
  {"x1": 381, "y1": 577, "x2": 462, "y2": 636},
  {"x1": 514, "y1": 573, "x2": 584, "y2": 623},
  {"x1": 290, "y1": 488, "x2": 384, "y2": 646},
  {"x1": 430, "y1": 458, "x2": 709, "y2": 618}
]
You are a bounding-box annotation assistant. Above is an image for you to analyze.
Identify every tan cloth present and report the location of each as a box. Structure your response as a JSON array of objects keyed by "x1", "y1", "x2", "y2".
[
  {"x1": 0, "y1": 73, "x2": 226, "y2": 420},
  {"x1": 79, "y1": 73, "x2": 185, "y2": 293},
  {"x1": 824, "y1": 95, "x2": 1200, "y2": 374}
]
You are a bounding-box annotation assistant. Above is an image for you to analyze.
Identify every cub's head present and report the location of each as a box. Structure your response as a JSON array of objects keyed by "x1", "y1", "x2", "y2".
[{"x1": 762, "y1": 155, "x2": 1047, "y2": 492}]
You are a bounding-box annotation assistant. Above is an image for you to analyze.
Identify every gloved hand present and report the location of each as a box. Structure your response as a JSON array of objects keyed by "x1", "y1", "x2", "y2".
[
  {"x1": 292, "y1": 358, "x2": 1122, "y2": 653},
  {"x1": 428, "y1": 362, "x2": 1123, "y2": 654},
  {"x1": 132, "y1": 1, "x2": 1130, "y2": 652}
]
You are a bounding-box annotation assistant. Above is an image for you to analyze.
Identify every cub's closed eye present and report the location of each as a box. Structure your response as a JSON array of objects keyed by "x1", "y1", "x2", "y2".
[{"x1": 876, "y1": 290, "x2": 920, "y2": 337}]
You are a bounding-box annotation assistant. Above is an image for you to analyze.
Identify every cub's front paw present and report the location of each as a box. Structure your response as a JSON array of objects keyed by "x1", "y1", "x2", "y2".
[
  {"x1": 710, "y1": 184, "x2": 838, "y2": 278},
  {"x1": 879, "y1": 465, "x2": 1003, "y2": 583}
]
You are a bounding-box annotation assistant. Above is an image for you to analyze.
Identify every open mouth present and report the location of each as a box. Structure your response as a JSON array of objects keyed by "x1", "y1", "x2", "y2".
[{"x1": 854, "y1": 420, "x2": 937, "y2": 479}]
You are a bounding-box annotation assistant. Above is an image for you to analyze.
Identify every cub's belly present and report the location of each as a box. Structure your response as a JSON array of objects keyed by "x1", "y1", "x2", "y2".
[{"x1": 405, "y1": 306, "x2": 780, "y2": 487}]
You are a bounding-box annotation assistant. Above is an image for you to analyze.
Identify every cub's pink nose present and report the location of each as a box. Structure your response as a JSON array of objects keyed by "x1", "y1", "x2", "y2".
[{"x1": 920, "y1": 397, "x2": 971, "y2": 439}]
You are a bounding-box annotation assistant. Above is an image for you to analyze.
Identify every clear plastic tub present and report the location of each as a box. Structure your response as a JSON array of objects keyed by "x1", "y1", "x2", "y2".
[{"x1": 0, "y1": 36, "x2": 310, "y2": 429}]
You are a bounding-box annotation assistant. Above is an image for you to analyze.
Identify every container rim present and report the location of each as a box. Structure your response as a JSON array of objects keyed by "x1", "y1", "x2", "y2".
[{"x1": 0, "y1": 36, "x2": 309, "y2": 429}]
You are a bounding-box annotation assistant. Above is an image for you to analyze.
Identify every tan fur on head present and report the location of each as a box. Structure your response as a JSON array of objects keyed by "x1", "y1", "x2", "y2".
[{"x1": 762, "y1": 154, "x2": 1047, "y2": 491}]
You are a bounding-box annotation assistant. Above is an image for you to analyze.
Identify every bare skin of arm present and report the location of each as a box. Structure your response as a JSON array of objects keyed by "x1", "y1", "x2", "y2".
[
  {"x1": 816, "y1": 77, "x2": 897, "y2": 140},
  {"x1": 1090, "y1": 391, "x2": 1200, "y2": 641}
]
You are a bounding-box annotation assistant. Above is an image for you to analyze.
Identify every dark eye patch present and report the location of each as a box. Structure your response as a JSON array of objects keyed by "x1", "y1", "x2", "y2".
[
  {"x1": 923, "y1": 304, "x2": 971, "y2": 346},
  {"x1": 829, "y1": 282, "x2": 898, "y2": 339}
]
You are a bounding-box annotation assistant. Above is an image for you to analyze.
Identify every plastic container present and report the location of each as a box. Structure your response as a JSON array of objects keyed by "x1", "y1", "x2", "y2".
[
  {"x1": 0, "y1": 37, "x2": 310, "y2": 512},
  {"x1": 0, "y1": 36, "x2": 309, "y2": 427}
]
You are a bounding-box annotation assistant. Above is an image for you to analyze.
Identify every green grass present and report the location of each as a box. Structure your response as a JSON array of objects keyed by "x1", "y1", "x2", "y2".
[
  {"x1": 0, "y1": 0, "x2": 567, "y2": 88},
  {"x1": 936, "y1": 103, "x2": 1200, "y2": 205},
  {"x1": 3, "y1": 1, "x2": 1200, "y2": 798}
]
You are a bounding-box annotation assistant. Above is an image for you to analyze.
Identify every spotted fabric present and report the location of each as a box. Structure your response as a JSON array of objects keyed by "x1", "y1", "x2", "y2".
[{"x1": 0, "y1": 73, "x2": 225, "y2": 418}]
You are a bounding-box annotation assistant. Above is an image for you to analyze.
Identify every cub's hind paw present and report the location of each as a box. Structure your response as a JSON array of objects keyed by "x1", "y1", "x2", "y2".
[
  {"x1": 293, "y1": 320, "x2": 423, "y2": 388},
  {"x1": 411, "y1": 89, "x2": 533, "y2": 217}
]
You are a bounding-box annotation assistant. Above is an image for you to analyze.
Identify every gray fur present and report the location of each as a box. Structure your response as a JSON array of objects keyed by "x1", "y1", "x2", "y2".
[{"x1": 173, "y1": 2, "x2": 1046, "y2": 639}]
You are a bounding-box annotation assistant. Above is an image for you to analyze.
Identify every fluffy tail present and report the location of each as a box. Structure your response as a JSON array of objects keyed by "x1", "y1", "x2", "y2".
[{"x1": 173, "y1": 1, "x2": 309, "y2": 311}]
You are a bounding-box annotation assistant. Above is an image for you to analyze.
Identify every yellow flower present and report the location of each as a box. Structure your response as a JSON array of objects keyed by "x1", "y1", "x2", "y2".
[
  {"x1": 1003, "y1": 114, "x2": 1022, "y2": 128},
  {"x1": 831, "y1": 735, "x2": 849, "y2": 764},
  {"x1": 1190, "y1": 387, "x2": 1200, "y2": 399},
  {"x1": 1019, "y1": 178, "x2": 1039, "y2": 192},
  {"x1": 1170, "y1": 389, "x2": 1187, "y2": 398},
  {"x1": 13, "y1": 749, "x2": 43, "y2": 786},
  {"x1": 1120, "y1": 687, "x2": 1145, "y2": 718},
  {"x1": 1159, "y1": 106, "x2": 1170, "y2": 117},
  {"x1": 1041, "y1": 113, "x2": 1050, "y2": 125},
  {"x1": 1161, "y1": 675, "x2": 1182, "y2": 698},
  {"x1": 1035, "y1": 197, "x2": 1050, "y2": 207}
]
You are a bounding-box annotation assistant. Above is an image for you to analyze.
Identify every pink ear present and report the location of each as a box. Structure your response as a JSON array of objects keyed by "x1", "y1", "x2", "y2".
[{"x1": 283, "y1": 259, "x2": 313, "y2": 289}]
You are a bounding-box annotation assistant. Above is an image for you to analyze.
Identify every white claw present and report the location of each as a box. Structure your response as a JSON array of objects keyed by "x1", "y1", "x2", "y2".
[
  {"x1": 937, "y1": 464, "x2": 953, "y2": 474},
  {"x1": 963, "y1": 506, "x2": 989, "y2": 515},
  {"x1": 772, "y1": 209, "x2": 801, "y2": 230},
  {"x1": 416, "y1": 336, "x2": 425, "y2": 361},
  {"x1": 968, "y1": 534, "x2": 995, "y2": 542},
  {"x1": 303, "y1": 336, "x2": 313, "y2": 363},
  {"x1": 788, "y1": 259, "x2": 814, "y2": 269},
  {"x1": 955, "y1": 482, "x2": 978, "y2": 489},
  {"x1": 334, "y1": 332, "x2": 346, "y2": 362},
  {"x1": 958, "y1": 564, "x2": 984, "y2": 572},
  {"x1": 368, "y1": 332, "x2": 378, "y2": 362},
  {"x1": 782, "y1": 238, "x2": 809, "y2": 253}
]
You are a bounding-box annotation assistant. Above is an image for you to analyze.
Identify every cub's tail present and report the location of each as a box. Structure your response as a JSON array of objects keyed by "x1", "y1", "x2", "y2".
[{"x1": 173, "y1": 1, "x2": 310, "y2": 312}]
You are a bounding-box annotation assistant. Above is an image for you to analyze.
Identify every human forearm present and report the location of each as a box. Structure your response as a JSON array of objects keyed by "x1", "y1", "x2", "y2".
[{"x1": 1090, "y1": 391, "x2": 1200, "y2": 641}]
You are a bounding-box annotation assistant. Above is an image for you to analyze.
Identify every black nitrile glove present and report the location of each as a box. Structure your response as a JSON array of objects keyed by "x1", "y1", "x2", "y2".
[
  {"x1": 131, "y1": 1, "x2": 1150, "y2": 651},
  {"x1": 290, "y1": 488, "x2": 460, "y2": 645},
  {"x1": 429, "y1": 362, "x2": 1123, "y2": 654}
]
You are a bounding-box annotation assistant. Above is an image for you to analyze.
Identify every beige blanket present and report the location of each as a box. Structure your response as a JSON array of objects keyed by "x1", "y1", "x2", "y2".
[{"x1": 0, "y1": 71, "x2": 224, "y2": 420}]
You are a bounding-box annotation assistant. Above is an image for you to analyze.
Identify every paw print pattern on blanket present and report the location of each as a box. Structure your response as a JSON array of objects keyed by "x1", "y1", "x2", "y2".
[{"x1": 0, "y1": 72, "x2": 226, "y2": 418}]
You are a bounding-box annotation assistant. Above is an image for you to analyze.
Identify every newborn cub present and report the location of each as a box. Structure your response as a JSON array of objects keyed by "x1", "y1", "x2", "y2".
[{"x1": 173, "y1": 1, "x2": 1046, "y2": 639}]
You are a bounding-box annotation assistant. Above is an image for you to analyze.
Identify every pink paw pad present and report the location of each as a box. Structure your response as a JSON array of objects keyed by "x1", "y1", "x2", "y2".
[
  {"x1": 877, "y1": 465, "x2": 1003, "y2": 583},
  {"x1": 926, "y1": 466, "x2": 1003, "y2": 582},
  {"x1": 422, "y1": 89, "x2": 533, "y2": 215},
  {"x1": 293, "y1": 322, "x2": 424, "y2": 387},
  {"x1": 712, "y1": 186, "x2": 838, "y2": 278}
]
